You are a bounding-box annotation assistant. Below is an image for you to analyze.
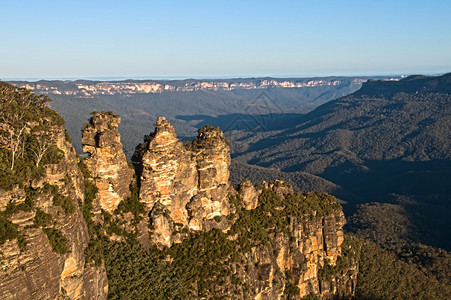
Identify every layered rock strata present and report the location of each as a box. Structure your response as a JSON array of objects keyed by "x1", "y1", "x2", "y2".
[
  {"x1": 218, "y1": 181, "x2": 356, "y2": 299},
  {"x1": 1, "y1": 103, "x2": 357, "y2": 299},
  {"x1": 0, "y1": 119, "x2": 108, "y2": 299},
  {"x1": 133, "y1": 117, "x2": 232, "y2": 246},
  {"x1": 16, "y1": 78, "x2": 367, "y2": 97},
  {"x1": 81, "y1": 111, "x2": 133, "y2": 214}
]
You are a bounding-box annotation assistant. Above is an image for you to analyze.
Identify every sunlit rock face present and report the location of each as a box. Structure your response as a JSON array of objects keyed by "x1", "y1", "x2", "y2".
[
  {"x1": 82, "y1": 112, "x2": 134, "y2": 215},
  {"x1": 0, "y1": 117, "x2": 108, "y2": 300},
  {"x1": 237, "y1": 182, "x2": 355, "y2": 299},
  {"x1": 18, "y1": 78, "x2": 364, "y2": 97},
  {"x1": 133, "y1": 117, "x2": 232, "y2": 247},
  {"x1": 238, "y1": 179, "x2": 259, "y2": 210}
]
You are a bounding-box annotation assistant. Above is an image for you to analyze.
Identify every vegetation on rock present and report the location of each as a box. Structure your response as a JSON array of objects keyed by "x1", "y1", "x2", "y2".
[
  {"x1": 42, "y1": 227, "x2": 70, "y2": 255},
  {"x1": 102, "y1": 188, "x2": 348, "y2": 298},
  {"x1": 0, "y1": 214, "x2": 18, "y2": 244},
  {"x1": 0, "y1": 82, "x2": 65, "y2": 190}
]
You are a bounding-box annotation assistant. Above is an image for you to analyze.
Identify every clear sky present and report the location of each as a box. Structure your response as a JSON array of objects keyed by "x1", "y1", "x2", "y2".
[{"x1": 1, "y1": 0, "x2": 450, "y2": 79}]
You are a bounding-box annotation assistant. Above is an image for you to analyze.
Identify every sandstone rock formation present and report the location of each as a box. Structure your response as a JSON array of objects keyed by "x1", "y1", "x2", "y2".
[
  {"x1": 81, "y1": 111, "x2": 133, "y2": 215},
  {"x1": 133, "y1": 117, "x2": 232, "y2": 246},
  {"x1": 238, "y1": 179, "x2": 259, "y2": 210},
  {"x1": 221, "y1": 182, "x2": 357, "y2": 299},
  {"x1": 0, "y1": 94, "x2": 108, "y2": 299},
  {"x1": 17, "y1": 78, "x2": 367, "y2": 97}
]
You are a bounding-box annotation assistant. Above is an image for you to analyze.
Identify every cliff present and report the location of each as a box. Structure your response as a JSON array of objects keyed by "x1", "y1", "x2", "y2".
[
  {"x1": 81, "y1": 111, "x2": 133, "y2": 215},
  {"x1": 101, "y1": 178, "x2": 358, "y2": 299},
  {"x1": 220, "y1": 181, "x2": 357, "y2": 299},
  {"x1": 0, "y1": 82, "x2": 107, "y2": 299},
  {"x1": 78, "y1": 114, "x2": 357, "y2": 299},
  {"x1": 110, "y1": 118, "x2": 355, "y2": 298}
]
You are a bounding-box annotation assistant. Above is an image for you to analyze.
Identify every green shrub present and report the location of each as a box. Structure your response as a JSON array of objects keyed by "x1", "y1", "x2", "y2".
[
  {"x1": 0, "y1": 214, "x2": 18, "y2": 244},
  {"x1": 17, "y1": 234, "x2": 28, "y2": 251},
  {"x1": 77, "y1": 160, "x2": 92, "y2": 179},
  {"x1": 52, "y1": 193, "x2": 74, "y2": 214},
  {"x1": 43, "y1": 227, "x2": 70, "y2": 255},
  {"x1": 284, "y1": 282, "x2": 300, "y2": 297},
  {"x1": 85, "y1": 239, "x2": 104, "y2": 267},
  {"x1": 117, "y1": 182, "x2": 144, "y2": 220},
  {"x1": 34, "y1": 208, "x2": 53, "y2": 227},
  {"x1": 64, "y1": 129, "x2": 72, "y2": 143},
  {"x1": 0, "y1": 148, "x2": 44, "y2": 190},
  {"x1": 41, "y1": 145, "x2": 64, "y2": 165}
]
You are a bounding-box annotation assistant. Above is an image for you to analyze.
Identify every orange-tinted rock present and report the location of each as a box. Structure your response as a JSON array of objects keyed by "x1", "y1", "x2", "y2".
[
  {"x1": 82, "y1": 111, "x2": 133, "y2": 214},
  {"x1": 238, "y1": 179, "x2": 258, "y2": 210},
  {"x1": 133, "y1": 118, "x2": 233, "y2": 246},
  {"x1": 0, "y1": 122, "x2": 108, "y2": 299}
]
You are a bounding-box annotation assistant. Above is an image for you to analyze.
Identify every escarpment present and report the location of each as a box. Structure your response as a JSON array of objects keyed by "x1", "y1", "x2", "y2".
[
  {"x1": 222, "y1": 181, "x2": 357, "y2": 299},
  {"x1": 0, "y1": 82, "x2": 107, "y2": 299}
]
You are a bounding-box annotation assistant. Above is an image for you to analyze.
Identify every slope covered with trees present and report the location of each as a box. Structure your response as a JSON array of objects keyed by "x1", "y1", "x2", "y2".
[{"x1": 233, "y1": 73, "x2": 451, "y2": 251}]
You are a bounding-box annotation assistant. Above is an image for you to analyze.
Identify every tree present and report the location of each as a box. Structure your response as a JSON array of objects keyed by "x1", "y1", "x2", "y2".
[
  {"x1": 0, "y1": 82, "x2": 50, "y2": 170},
  {"x1": 27, "y1": 127, "x2": 55, "y2": 168}
]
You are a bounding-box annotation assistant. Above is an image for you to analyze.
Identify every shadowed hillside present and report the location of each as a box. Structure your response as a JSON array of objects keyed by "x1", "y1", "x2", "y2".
[{"x1": 234, "y1": 73, "x2": 451, "y2": 250}]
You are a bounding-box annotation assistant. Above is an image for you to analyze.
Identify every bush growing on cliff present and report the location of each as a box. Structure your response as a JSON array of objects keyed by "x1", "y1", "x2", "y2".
[
  {"x1": 116, "y1": 182, "x2": 144, "y2": 220},
  {"x1": 52, "y1": 193, "x2": 75, "y2": 214},
  {"x1": 0, "y1": 148, "x2": 45, "y2": 190},
  {"x1": 85, "y1": 238, "x2": 104, "y2": 267},
  {"x1": 0, "y1": 82, "x2": 66, "y2": 191},
  {"x1": 43, "y1": 227, "x2": 70, "y2": 255},
  {"x1": 33, "y1": 208, "x2": 53, "y2": 227},
  {"x1": 0, "y1": 214, "x2": 18, "y2": 244},
  {"x1": 77, "y1": 159, "x2": 105, "y2": 267},
  {"x1": 0, "y1": 213, "x2": 28, "y2": 251}
]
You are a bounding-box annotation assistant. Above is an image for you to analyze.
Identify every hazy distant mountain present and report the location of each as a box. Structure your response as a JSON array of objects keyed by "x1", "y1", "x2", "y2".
[
  {"x1": 9, "y1": 76, "x2": 392, "y2": 156},
  {"x1": 234, "y1": 73, "x2": 451, "y2": 249}
]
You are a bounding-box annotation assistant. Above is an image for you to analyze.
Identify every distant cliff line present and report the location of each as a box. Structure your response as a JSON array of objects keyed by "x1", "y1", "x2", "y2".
[{"x1": 7, "y1": 76, "x2": 397, "y2": 97}]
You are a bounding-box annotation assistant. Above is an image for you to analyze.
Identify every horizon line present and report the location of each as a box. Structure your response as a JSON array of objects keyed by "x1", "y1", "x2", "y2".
[{"x1": 2, "y1": 71, "x2": 448, "y2": 82}]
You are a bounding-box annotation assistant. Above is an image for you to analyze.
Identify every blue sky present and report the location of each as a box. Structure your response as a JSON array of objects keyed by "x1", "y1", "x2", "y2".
[{"x1": 1, "y1": 0, "x2": 450, "y2": 79}]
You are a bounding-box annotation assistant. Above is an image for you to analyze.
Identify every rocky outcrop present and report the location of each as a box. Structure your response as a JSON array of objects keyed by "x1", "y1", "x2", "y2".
[
  {"x1": 81, "y1": 111, "x2": 133, "y2": 215},
  {"x1": 0, "y1": 117, "x2": 108, "y2": 299},
  {"x1": 238, "y1": 179, "x2": 259, "y2": 210},
  {"x1": 133, "y1": 117, "x2": 232, "y2": 246},
  {"x1": 214, "y1": 182, "x2": 357, "y2": 299}
]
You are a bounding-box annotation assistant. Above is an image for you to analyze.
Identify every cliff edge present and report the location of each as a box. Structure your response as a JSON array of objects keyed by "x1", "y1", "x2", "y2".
[{"x1": 0, "y1": 82, "x2": 108, "y2": 299}]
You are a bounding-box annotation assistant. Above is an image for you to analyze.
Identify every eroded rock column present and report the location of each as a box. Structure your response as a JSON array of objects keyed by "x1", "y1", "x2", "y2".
[
  {"x1": 133, "y1": 117, "x2": 233, "y2": 246},
  {"x1": 82, "y1": 111, "x2": 133, "y2": 214}
]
